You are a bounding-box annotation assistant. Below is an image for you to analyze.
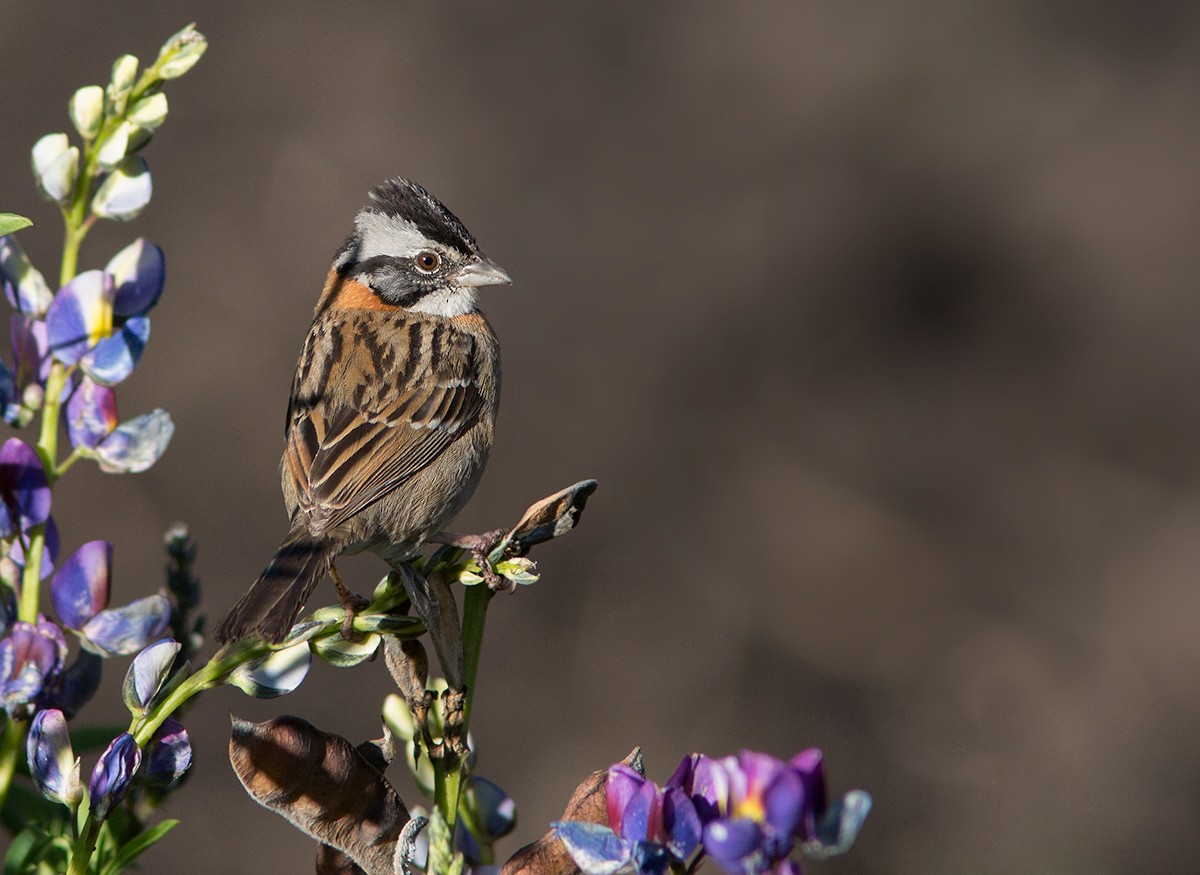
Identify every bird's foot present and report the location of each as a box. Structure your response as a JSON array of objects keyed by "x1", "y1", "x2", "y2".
[{"x1": 329, "y1": 562, "x2": 369, "y2": 640}]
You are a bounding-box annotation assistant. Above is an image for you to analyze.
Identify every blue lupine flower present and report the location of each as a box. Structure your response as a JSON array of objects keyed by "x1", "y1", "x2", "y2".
[
  {"x1": 50, "y1": 540, "x2": 170, "y2": 655},
  {"x1": 555, "y1": 763, "x2": 701, "y2": 875},
  {"x1": 27, "y1": 707, "x2": 82, "y2": 806},
  {"x1": 88, "y1": 732, "x2": 141, "y2": 820},
  {"x1": 0, "y1": 617, "x2": 66, "y2": 718},
  {"x1": 142, "y1": 717, "x2": 191, "y2": 786},
  {"x1": 43, "y1": 238, "x2": 164, "y2": 388}
]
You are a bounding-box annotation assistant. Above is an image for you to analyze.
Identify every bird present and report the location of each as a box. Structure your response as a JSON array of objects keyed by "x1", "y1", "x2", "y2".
[{"x1": 214, "y1": 177, "x2": 511, "y2": 645}]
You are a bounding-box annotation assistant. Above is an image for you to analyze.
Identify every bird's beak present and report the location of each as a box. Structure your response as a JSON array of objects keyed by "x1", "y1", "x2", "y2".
[{"x1": 456, "y1": 255, "x2": 512, "y2": 288}]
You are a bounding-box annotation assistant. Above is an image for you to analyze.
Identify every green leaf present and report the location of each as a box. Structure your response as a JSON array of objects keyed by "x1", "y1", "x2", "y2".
[
  {"x1": 0, "y1": 214, "x2": 32, "y2": 236},
  {"x1": 4, "y1": 826, "x2": 50, "y2": 875},
  {"x1": 99, "y1": 820, "x2": 178, "y2": 875}
]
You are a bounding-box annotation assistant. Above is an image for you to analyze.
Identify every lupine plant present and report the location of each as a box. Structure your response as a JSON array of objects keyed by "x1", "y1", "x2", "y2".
[{"x1": 1, "y1": 24, "x2": 871, "y2": 875}]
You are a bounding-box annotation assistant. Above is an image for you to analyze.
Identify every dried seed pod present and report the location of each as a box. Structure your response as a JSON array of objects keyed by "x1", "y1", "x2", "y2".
[{"x1": 230, "y1": 715, "x2": 409, "y2": 875}]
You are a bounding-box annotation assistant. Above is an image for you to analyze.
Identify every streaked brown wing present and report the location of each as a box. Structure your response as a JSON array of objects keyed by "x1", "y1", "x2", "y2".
[{"x1": 284, "y1": 316, "x2": 483, "y2": 534}]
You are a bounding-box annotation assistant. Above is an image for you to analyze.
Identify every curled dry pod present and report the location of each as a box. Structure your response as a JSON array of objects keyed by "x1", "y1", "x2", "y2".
[{"x1": 229, "y1": 715, "x2": 409, "y2": 875}]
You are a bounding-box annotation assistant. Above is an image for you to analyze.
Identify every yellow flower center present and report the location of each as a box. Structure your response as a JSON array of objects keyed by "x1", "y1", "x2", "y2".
[{"x1": 733, "y1": 795, "x2": 765, "y2": 822}]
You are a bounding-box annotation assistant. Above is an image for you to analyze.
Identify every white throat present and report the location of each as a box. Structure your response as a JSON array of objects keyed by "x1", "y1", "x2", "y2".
[{"x1": 408, "y1": 286, "x2": 477, "y2": 317}]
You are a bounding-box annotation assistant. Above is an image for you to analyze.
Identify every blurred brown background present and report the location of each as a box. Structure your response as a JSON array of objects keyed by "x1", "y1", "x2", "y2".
[{"x1": 3, "y1": 2, "x2": 1199, "y2": 872}]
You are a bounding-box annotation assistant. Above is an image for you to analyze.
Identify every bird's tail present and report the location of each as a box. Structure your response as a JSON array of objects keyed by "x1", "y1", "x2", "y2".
[{"x1": 214, "y1": 531, "x2": 334, "y2": 645}]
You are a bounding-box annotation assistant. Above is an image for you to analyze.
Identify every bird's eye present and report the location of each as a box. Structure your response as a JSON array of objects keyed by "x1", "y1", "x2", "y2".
[{"x1": 415, "y1": 250, "x2": 441, "y2": 272}]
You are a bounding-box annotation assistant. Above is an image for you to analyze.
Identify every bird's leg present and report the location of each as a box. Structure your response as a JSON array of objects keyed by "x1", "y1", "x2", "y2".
[
  {"x1": 428, "y1": 529, "x2": 508, "y2": 591},
  {"x1": 329, "y1": 561, "x2": 369, "y2": 640}
]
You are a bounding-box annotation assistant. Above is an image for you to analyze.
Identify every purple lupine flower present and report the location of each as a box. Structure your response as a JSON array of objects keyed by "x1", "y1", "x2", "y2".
[
  {"x1": 0, "y1": 315, "x2": 56, "y2": 427},
  {"x1": 0, "y1": 437, "x2": 50, "y2": 540},
  {"x1": 0, "y1": 587, "x2": 14, "y2": 637},
  {"x1": 454, "y1": 776, "x2": 517, "y2": 865},
  {"x1": 0, "y1": 617, "x2": 66, "y2": 718},
  {"x1": 11, "y1": 315, "x2": 51, "y2": 396},
  {"x1": 702, "y1": 751, "x2": 806, "y2": 874},
  {"x1": 105, "y1": 238, "x2": 164, "y2": 316},
  {"x1": 40, "y1": 649, "x2": 103, "y2": 718},
  {"x1": 65, "y1": 376, "x2": 173, "y2": 473},
  {"x1": 44, "y1": 238, "x2": 163, "y2": 388},
  {"x1": 0, "y1": 235, "x2": 53, "y2": 318},
  {"x1": 671, "y1": 750, "x2": 871, "y2": 874},
  {"x1": 27, "y1": 707, "x2": 82, "y2": 806},
  {"x1": 142, "y1": 717, "x2": 191, "y2": 785},
  {"x1": 0, "y1": 359, "x2": 18, "y2": 426},
  {"x1": 788, "y1": 750, "x2": 872, "y2": 860},
  {"x1": 49, "y1": 540, "x2": 170, "y2": 655},
  {"x1": 555, "y1": 764, "x2": 701, "y2": 875},
  {"x1": 88, "y1": 732, "x2": 141, "y2": 820},
  {"x1": 473, "y1": 776, "x2": 517, "y2": 842}
]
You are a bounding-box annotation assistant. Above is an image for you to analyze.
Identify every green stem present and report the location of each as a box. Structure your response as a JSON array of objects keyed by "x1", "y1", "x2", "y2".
[
  {"x1": 18, "y1": 362, "x2": 72, "y2": 624},
  {"x1": 59, "y1": 646, "x2": 262, "y2": 869},
  {"x1": 38, "y1": 363, "x2": 69, "y2": 480},
  {"x1": 56, "y1": 449, "x2": 83, "y2": 478},
  {"x1": 459, "y1": 584, "x2": 491, "y2": 735},
  {"x1": 66, "y1": 817, "x2": 101, "y2": 875},
  {"x1": 132, "y1": 646, "x2": 252, "y2": 745},
  {"x1": 0, "y1": 718, "x2": 26, "y2": 816},
  {"x1": 17, "y1": 525, "x2": 45, "y2": 622},
  {"x1": 432, "y1": 754, "x2": 466, "y2": 829}
]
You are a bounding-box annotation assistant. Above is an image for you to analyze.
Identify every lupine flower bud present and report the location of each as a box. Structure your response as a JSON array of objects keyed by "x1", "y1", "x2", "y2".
[
  {"x1": 155, "y1": 24, "x2": 207, "y2": 79},
  {"x1": 0, "y1": 557, "x2": 19, "y2": 590},
  {"x1": 143, "y1": 718, "x2": 192, "y2": 785},
  {"x1": 27, "y1": 708, "x2": 83, "y2": 806},
  {"x1": 92, "y1": 156, "x2": 152, "y2": 221},
  {"x1": 122, "y1": 637, "x2": 179, "y2": 715},
  {"x1": 127, "y1": 92, "x2": 168, "y2": 130},
  {"x1": 69, "y1": 85, "x2": 105, "y2": 140},
  {"x1": 228, "y1": 640, "x2": 311, "y2": 698},
  {"x1": 21, "y1": 382, "x2": 44, "y2": 412},
  {"x1": 96, "y1": 121, "x2": 134, "y2": 170},
  {"x1": 30, "y1": 134, "x2": 78, "y2": 203},
  {"x1": 88, "y1": 732, "x2": 140, "y2": 821},
  {"x1": 107, "y1": 55, "x2": 138, "y2": 115}
]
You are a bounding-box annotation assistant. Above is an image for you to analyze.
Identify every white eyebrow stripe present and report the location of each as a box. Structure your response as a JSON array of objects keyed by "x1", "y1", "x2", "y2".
[{"x1": 353, "y1": 210, "x2": 430, "y2": 260}]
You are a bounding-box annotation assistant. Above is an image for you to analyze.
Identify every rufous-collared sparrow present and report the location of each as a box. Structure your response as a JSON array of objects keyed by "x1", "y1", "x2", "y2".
[{"x1": 214, "y1": 177, "x2": 510, "y2": 644}]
